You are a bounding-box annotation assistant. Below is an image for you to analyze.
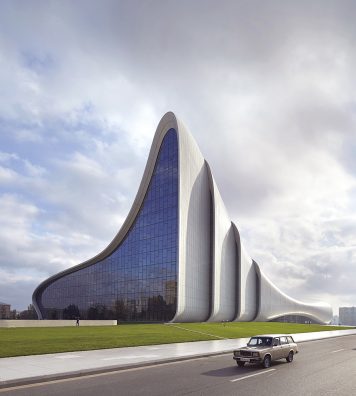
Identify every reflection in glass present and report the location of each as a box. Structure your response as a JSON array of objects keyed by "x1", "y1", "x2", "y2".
[{"x1": 39, "y1": 129, "x2": 178, "y2": 321}]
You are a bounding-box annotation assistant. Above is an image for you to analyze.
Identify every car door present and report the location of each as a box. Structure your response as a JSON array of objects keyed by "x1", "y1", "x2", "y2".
[
  {"x1": 272, "y1": 337, "x2": 283, "y2": 359},
  {"x1": 287, "y1": 336, "x2": 297, "y2": 354},
  {"x1": 279, "y1": 336, "x2": 289, "y2": 358}
]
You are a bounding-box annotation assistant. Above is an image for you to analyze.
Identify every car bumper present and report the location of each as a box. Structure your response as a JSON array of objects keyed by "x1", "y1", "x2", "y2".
[{"x1": 233, "y1": 356, "x2": 262, "y2": 364}]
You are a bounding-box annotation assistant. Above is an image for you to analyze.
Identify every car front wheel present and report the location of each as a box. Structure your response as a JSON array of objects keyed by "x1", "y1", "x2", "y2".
[
  {"x1": 286, "y1": 351, "x2": 294, "y2": 363},
  {"x1": 262, "y1": 355, "x2": 271, "y2": 368},
  {"x1": 237, "y1": 361, "x2": 245, "y2": 367}
]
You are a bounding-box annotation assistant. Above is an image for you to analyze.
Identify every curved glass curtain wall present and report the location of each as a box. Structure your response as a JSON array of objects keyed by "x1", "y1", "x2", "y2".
[
  {"x1": 270, "y1": 315, "x2": 319, "y2": 324},
  {"x1": 39, "y1": 129, "x2": 178, "y2": 321}
]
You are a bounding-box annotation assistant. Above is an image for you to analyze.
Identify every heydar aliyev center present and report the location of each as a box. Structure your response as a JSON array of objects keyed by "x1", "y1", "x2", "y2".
[{"x1": 33, "y1": 112, "x2": 332, "y2": 324}]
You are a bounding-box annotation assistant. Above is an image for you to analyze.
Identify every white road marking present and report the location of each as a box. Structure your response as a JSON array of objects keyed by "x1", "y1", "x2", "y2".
[
  {"x1": 330, "y1": 349, "x2": 345, "y2": 353},
  {"x1": 230, "y1": 368, "x2": 276, "y2": 382}
]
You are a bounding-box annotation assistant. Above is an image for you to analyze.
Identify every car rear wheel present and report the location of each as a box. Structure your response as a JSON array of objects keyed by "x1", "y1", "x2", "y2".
[
  {"x1": 286, "y1": 351, "x2": 294, "y2": 363},
  {"x1": 262, "y1": 355, "x2": 271, "y2": 368},
  {"x1": 237, "y1": 361, "x2": 245, "y2": 367}
]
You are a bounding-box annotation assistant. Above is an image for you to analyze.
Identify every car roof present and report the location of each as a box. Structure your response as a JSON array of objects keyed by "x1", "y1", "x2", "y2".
[{"x1": 251, "y1": 334, "x2": 293, "y2": 338}]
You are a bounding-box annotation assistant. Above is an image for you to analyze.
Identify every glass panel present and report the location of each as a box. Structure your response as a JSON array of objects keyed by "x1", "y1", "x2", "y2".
[{"x1": 39, "y1": 129, "x2": 178, "y2": 322}]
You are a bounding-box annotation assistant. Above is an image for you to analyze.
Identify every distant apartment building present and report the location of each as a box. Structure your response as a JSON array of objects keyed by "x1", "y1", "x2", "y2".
[
  {"x1": 330, "y1": 315, "x2": 339, "y2": 325},
  {"x1": 339, "y1": 307, "x2": 356, "y2": 326},
  {"x1": 0, "y1": 302, "x2": 11, "y2": 319}
]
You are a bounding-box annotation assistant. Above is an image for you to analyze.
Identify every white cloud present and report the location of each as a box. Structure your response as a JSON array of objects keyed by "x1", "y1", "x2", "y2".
[
  {"x1": 0, "y1": 1, "x2": 355, "y2": 314},
  {"x1": 0, "y1": 166, "x2": 19, "y2": 183}
]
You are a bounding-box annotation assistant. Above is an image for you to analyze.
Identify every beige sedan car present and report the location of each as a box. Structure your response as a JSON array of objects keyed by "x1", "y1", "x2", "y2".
[{"x1": 233, "y1": 334, "x2": 298, "y2": 368}]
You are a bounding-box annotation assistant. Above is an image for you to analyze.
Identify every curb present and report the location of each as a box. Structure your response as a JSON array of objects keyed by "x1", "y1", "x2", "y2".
[{"x1": 0, "y1": 350, "x2": 232, "y2": 390}]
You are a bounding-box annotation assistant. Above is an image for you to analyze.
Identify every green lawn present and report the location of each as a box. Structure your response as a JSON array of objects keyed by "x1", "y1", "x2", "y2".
[{"x1": 0, "y1": 322, "x2": 353, "y2": 358}]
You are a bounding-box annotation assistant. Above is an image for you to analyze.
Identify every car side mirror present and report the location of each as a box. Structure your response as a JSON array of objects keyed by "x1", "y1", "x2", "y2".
[{"x1": 273, "y1": 341, "x2": 278, "y2": 347}]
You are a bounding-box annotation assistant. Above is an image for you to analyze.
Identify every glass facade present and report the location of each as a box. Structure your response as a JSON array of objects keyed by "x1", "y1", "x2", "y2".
[
  {"x1": 270, "y1": 315, "x2": 319, "y2": 324},
  {"x1": 39, "y1": 129, "x2": 178, "y2": 322}
]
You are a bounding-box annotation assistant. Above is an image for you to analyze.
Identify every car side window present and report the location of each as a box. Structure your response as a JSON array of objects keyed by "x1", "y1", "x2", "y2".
[
  {"x1": 280, "y1": 336, "x2": 288, "y2": 345},
  {"x1": 273, "y1": 338, "x2": 280, "y2": 346},
  {"x1": 287, "y1": 336, "x2": 294, "y2": 344}
]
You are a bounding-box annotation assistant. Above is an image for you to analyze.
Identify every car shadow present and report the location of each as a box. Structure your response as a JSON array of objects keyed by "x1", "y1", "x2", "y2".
[
  {"x1": 202, "y1": 364, "x2": 264, "y2": 378},
  {"x1": 202, "y1": 360, "x2": 286, "y2": 378}
]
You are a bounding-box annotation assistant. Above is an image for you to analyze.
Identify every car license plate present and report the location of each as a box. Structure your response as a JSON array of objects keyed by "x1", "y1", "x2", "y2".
[{"x1": 240, "y1": 358, "x2": 250, "y2": 361}]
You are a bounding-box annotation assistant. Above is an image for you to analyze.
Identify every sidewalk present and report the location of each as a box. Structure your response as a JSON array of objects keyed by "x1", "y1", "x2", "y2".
[{"x1": 1, "y1": 328, "x2": 356, "y2": 388}]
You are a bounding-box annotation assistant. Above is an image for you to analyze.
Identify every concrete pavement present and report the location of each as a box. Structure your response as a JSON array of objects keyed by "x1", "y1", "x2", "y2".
[{"x1": 1, "y1": 328, "x2": 356, "y2": 389}]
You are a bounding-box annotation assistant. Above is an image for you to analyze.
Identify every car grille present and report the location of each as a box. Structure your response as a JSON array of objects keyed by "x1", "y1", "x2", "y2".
[{"x1": 240, "y1": 351, "x2": 252, "y2": 357}]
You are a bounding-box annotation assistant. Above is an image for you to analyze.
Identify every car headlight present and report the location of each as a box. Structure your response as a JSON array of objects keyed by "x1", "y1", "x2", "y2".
[
  {"x1": 234, "y1": 351, "x2": 241, "y2": 357},
  {"x1": 252, "y1": 352, "x2": 260, "y2": 357}
]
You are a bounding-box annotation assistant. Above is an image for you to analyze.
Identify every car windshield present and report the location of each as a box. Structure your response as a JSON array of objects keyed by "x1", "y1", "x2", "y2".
[{"x1": 247, "y1": 337, "x2": 272, "y2": 347}]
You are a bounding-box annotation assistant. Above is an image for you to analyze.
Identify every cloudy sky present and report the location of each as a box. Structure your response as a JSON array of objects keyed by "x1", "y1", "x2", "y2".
[{"x1": 0, "y1": 1, "x2": 355, "y2": 314}]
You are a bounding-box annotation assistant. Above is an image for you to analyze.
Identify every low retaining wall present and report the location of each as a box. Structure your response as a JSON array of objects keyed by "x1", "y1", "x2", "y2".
[{"x1": 0, "y1": 320, "x2": 117, "y2": 328}]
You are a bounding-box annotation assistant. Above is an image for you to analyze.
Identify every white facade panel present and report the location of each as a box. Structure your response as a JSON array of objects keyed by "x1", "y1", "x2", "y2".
[
  {"x1": 234, "y1": 229, "x2": 257, "y2": 321},
  {"x1": 207, "y1": 165, "x2": 236, "y2": 322},
  {"x1": 254, "y1": 263, "x2": 332, "y2": 324},
  {"x1": 173, "y1": 117, "x2": 211, "y2": 322}
]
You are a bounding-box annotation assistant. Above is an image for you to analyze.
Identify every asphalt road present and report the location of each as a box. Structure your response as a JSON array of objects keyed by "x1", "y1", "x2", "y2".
[{"x1": 1, "y1": 335, "x2": 355, "y2": 396}]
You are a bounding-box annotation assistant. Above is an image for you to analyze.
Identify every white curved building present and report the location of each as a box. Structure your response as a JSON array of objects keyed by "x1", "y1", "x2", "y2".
[{"x1": 33, "y1": 112, "x2": 332, "y2": 324}]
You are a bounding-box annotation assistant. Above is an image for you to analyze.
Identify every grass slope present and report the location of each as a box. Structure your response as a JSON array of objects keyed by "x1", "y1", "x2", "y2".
[{"x1": 0, "y1": 322, "x2": 353, "y2": 358}]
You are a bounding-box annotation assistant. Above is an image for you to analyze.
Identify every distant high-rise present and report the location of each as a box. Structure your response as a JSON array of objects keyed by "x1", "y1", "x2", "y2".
[
  {"x1": 339, "y1": 307, "x2": 356, "y2": 326},
  {"x1": 33, "y1": 113, "x2": 332, "y2": 324},
  {"x1": 0, "y1": 302, "x2": 11, "y2": 319}
]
